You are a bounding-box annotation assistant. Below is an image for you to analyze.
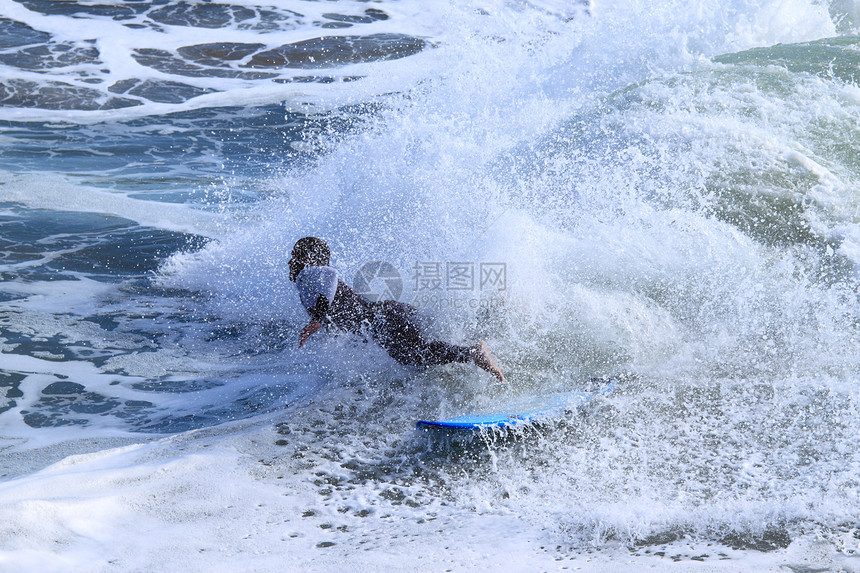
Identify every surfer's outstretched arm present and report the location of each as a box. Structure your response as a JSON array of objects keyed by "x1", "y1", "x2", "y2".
[
  {"x1": 298, "y1": 293, "x2": 330, "y2": 347},
  {"x1": 298, "y1": 320, "x2": 323, "y2": 347}
]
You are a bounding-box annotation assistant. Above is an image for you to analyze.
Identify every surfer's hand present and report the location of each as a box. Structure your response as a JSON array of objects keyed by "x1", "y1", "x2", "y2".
[{"x1": 298, "y1": 321, "x2": 323, "y2": 348}]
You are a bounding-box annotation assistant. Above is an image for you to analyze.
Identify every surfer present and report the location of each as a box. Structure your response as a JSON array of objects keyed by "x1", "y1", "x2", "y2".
[{"x1": 289, "y1": 237, "x2": 505, "y2": 384}]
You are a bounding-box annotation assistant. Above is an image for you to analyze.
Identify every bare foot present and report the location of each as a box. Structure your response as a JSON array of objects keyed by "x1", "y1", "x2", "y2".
[{"x1": 470, "y1": 343, "x2": 505, "y2": 384}]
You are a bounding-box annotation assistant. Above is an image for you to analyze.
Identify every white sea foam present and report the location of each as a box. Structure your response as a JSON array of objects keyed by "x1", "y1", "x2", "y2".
[
  {"x1": 4, "y1": 0, "x2": 860, "y2": 570},
  {"x1": 1, "y1": 413, "x2": 858, "y2": 572},
  {"x1": 0, "y1": 172, "x2": 220, "y2": 235}
]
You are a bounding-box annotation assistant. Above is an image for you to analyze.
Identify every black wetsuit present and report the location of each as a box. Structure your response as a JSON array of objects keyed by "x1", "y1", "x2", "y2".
[{"x1": 307, "y1": 276, "x2": 471, "y2": 368}]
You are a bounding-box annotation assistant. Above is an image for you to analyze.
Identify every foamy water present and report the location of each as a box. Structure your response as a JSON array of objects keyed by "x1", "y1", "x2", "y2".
[{"x1": 2, "y1": 0, "x2": 860, "y2": 570}]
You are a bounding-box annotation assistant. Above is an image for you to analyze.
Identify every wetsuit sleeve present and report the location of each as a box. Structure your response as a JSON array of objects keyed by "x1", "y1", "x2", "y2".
[
  {"x1": 310, "y1": 294, "x2": 330, "y2": 323},
  {"x1": 295, "y1": 266, "x2": 338, "y2": 314}
]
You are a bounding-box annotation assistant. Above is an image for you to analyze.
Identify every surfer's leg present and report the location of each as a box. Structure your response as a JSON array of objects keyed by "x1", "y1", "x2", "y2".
[
  {"x1": 419, "y1": 341, "x2": 505, "y2": 385},
  {"x1": 468, "y1": 342, "x2": 505, "y2": 384},
  {"x1": 420, "y1": 341, "x2": 472, "y2": 366},
  {"x1": 372, "y1": 307, "x2": 504, "y2": 382},
  {"x1": 372, "y1": 307, "x2": 464, "y2": 366}
]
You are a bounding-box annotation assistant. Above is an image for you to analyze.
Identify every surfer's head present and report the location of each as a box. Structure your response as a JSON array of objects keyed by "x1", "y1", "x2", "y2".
[{"x1": 289, "y1": 236, "x2": 330, "y2": 281}]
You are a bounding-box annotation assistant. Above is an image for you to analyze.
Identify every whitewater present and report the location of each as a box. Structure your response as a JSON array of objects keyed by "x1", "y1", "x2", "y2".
[{"x1": 2, "y1": 0, "x2": 860, "y2": 570}]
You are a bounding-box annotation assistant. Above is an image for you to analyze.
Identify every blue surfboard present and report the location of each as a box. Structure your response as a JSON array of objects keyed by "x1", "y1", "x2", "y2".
[{"x1": 416, "y1": 380, "x2": 615, "y2": 431}]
